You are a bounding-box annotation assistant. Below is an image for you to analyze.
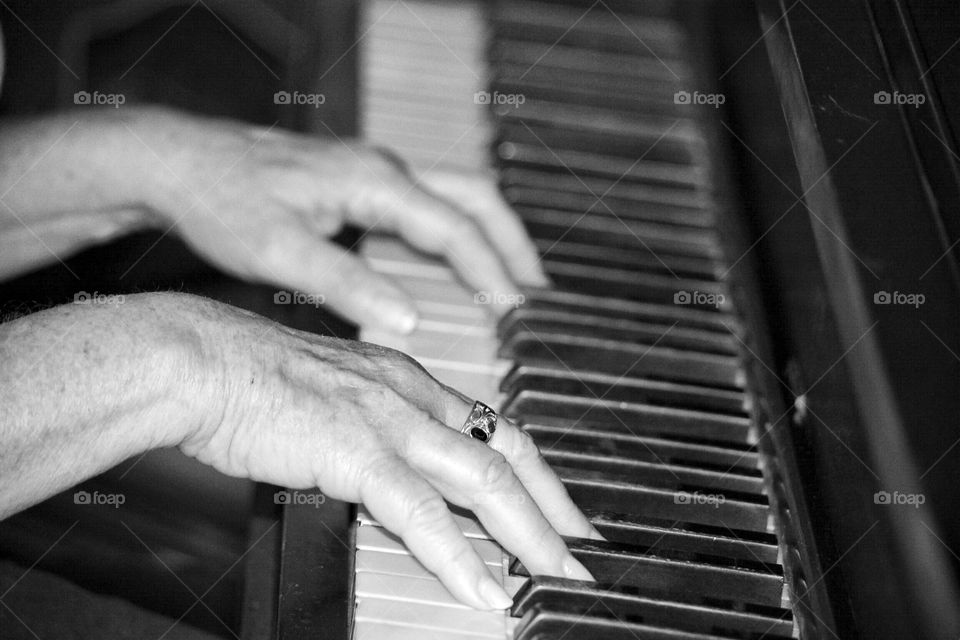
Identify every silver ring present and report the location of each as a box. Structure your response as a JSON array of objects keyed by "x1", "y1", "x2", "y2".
[{"x1": 461, "y1": 401, "x2": 497, "y2": 443}]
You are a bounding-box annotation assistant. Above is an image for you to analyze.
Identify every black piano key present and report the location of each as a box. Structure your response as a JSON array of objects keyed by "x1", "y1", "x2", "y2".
[
  {"x1": 508, "y1": 187, "x2": 712, "y2": 230},
  {"x1": 588, "y1": 513, "x2": 780, "y2": 565},
  {"x1": 497, "y1": 120, "x2": 692, "y2": 163},
  {"x1": 541, "y1": 449, "x2": 765, "y2": 497},
  {"x1": 511, "y1": 577, "x2": 795, "y2": 639},
  {"x1": 514, "y1": 205, "x2": 721, "y2": 258},
  {"x1": 559, "y1": 468, "x2": 772, "y2": 533},
  {"x1": 498, "y1": 142, "x2": 706, "y2": 189},
  {"x1": 534, "y1": 239, "x2": 719, "y2": 280},
  {"x1": 491, "y1": 39, "x2": 689, "y2": 84},
  {"x1": 505, "y1": 194, "x2": 719, "y2": 236},
  {"x1": 548, "y1": 536, "x2": 778, "y2": 575},
  {"x1": 541, "y1": 262, "x2": 727, "y2": 307},
  {"x1": 493, "y1": 3, "x2": 686, "y2": 59},
  {"x1": 494, "y1": 98, "x2": 696, "y2": 148},
  {"x1": 502, "y1": 390, "x2": 752, "y2": 444},
  {"x1": 500, "y1": 365, "x2": 746, "y2": 415},
  {"x1": 520, "y1": 288, "x2": 736, "y2": 332},
  {"x1": 514, "y1": 607, "x2": 724, "y2": 640},
  {"x1": 500, "y1": 334, "x2": 743, "y2": 389},
  {"x1": 524, "y1": 424, "x2": 758, "y2": 472},
  {"x1": 500, "y1": 168, "x2": 712, "y2": 219},
  {"x1": 493, "y1": 71, "x2": 681, "y2": 115},
  {"x1": 510, "y1": 539, "x2": 784, "y2": 609},
  {"x1": 499, "y1": 310, "x2": 737, "y2": 357}
]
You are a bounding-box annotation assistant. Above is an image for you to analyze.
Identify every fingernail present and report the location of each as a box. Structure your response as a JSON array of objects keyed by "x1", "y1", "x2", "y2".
[
  {"x1": 520, "y1": 270, "x2": 550, "y2": 287},
  {"x1": 478, "y1": 574, "x2": 513, "y2": 610},
  {"x1": 588, "y1": 525, "x2": 606, "y2": 541},
  {"x1": 380, "y1": 303, "x2": 418, "y2": 335},
  {"x1": 563, "y1": 554, "x2": 594, "y2": 582},
  {"x1": 393, "y1": 308, "x2": 419, "y2": 334}
]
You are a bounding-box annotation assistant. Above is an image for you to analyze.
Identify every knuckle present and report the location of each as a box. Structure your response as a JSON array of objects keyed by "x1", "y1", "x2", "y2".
[
  {"x1": 366, "y1": 391, "x2": 433, "y2": 455},
  {"x1": 374, "y1": 347, "x2": 433, "y2": 390},
  {"x1": 329, "y1": 259, "x2": 370, "y2": 294},
  {"x1": 356, "y1": 383, "x2": 404, "y2": 413},
  {"x1": 355, "y1": 452, "x2": 399, "y2": 492},
  {"x1": 511, "y1": 430, "x2": 545, "y2": 467},
  {"x1": 404, "y1": 492, "x2": 450, "y2": 532},
  {"x1": 371, "y1": 146, "x2": 410, "y2": 179},
  {"x1": 446, "y1": 214, "x2": 481, "y2": 239},
  {"x1": 530, "y1": 519, "x2": 559, "y2": 552},
  {"x1": 380, "y1": 345, "x2": 419, "y2": 369},
  {"x1": 442, "y1": 537, "x2": 478, "y2": 569},
  {"x1": 355, "y1": 383, "x2": 419, "y2": 430},
  {"x1": 477, "y1": 452, "x2": 516, "y2": 492}
]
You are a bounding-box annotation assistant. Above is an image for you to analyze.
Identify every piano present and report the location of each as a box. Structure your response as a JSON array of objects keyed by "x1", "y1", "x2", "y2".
[
  {"x1": 241, "y1": 1, "x2": 960, "y2": 639},
  {"x1": 0, "y1": 0, "x2": 955, "y2": 638}
]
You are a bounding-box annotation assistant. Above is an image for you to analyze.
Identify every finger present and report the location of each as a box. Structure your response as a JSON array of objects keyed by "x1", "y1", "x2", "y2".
[
  {"x1": 343, "y1": 166, "x2": 523, "y2": 317},
  {"x1": 414, "y1": 168, "x2": 549, "y2": 286},
  {"x1": 439, "y1": 389, "x2": 602, "y2": 541},
  {"x1": 400, "y1": 424, "x2": 594, "y2": 582},
  {"x1": 256, "y1": 225, "x2": 418, "y2": 333},
  {"x1": 359, "y1": 454, "x2": 513, "y2": 610}
]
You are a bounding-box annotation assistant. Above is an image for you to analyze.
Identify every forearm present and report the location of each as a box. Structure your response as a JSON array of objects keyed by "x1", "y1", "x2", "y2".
[
  {"x1": 0, "y1": 292, "x2": 211, "y2": 518},
  {"x1": 0, "y1": 106, "x2": 174, "y2": 279}
]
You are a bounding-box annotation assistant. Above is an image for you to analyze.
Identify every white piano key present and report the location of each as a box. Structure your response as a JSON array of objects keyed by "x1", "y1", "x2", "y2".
[
  {"x1": 389, "y1": 275, "x2": 488, "y2": 309},
  {"x1": 419, "y1": 365, "x2": 502, "y2": 406},
  {"x1": 392, "y1": 330, "x2": 499, "y2": 364},
  {"x1": 356, "y1": 523, "x2": 503, "y2": 567},
  {"x1": 417, "y1": 318, "x2": 494, "y2": 338},
  {"x1": 502, "y1": 575, "x2": 527, "y2": 597},
  {"x1": 363, "y1": 235, "x2": 456, "y2": 278},
  {"x1": 356, "y1": 572, "x2": 471, "y2": 608},
  {"x1": 354, "y1": 621, "x2": 491, "y2": 640},
  {"x1": 355, "y1": 596, "x2": 504, "y2": 637},
  {"x1": 357, "y1": 6, "x2": 512, "y2": 638},
  {"x1": 356, "y1": 550, "x2": 435, "y2": 579},
  {"x1": 358, "y1": 505, "x2": 491, "y2": 539},
  {"x1": 416, "y1": 356, "x2": 511, "y2": 379},
  {"x1": 416, "y1": 300, "x2": 494, "y2": 323}
]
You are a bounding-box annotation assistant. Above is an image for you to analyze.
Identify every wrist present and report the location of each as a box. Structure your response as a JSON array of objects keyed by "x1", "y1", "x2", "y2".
[
  {"x1": 128, "y1": 292, "x2": 228, "y2": 449},
  {"x1": 116, "y1": 105, "x2": 201, "y2": 225},
  {"x1": 0, "y1": 292, "x2": 222, "y2": 513}
]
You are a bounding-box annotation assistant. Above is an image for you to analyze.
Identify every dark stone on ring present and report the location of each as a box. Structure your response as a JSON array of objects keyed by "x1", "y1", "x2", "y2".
[{"x1": 461, "y1": 401, "x2": 497, "y2": 443}]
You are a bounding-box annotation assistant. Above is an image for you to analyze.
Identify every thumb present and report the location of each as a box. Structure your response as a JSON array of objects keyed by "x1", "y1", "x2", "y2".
[{"x1": 257, "y1": 227, "x2": 418, "y2": 334}]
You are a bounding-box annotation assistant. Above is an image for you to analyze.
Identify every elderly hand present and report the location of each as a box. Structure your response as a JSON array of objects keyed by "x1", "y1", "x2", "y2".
[
  {"x1": 176, "y1": 294, "x2": 595, "y2": 609},
  {"x1": 133, "y1": 108, "x2": 546, "y2": 332}
]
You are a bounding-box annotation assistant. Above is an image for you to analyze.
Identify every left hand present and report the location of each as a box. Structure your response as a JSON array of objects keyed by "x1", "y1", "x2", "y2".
[{"x1": 132, "y1": 108, "x2": 547, "y2": 332}]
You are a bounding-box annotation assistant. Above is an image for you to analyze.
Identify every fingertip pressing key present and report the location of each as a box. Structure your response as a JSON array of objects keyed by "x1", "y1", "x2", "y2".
[
  {"x1": 563, "y1": 553, "x2": 595, "y2": 582},
  {"x1": 478, "y1": 572, "x2": 513, "y2": 609},
  {"x1": 588, "y1": 524, "x2": 606, "y2": 541}
]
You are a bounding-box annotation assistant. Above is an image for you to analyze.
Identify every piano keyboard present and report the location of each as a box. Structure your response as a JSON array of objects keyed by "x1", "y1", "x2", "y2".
[{"x1": 355, "y1": 1, "x2": 798, "y2": 638}]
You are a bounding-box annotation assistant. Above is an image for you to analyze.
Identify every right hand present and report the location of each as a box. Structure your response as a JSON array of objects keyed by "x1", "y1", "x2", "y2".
[{"x1": 179, "y1": 295, "x2": 597, "y2": 610}]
